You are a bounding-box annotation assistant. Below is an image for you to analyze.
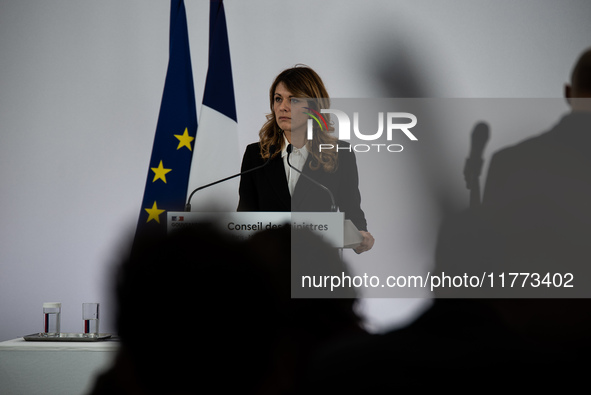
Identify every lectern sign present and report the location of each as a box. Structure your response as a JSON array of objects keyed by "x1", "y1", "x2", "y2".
[{"x1": 167, "y1": 211, "x2": 346, "y2": 247}]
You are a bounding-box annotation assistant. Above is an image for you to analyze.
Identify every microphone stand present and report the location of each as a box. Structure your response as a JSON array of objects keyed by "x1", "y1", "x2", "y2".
[
  {"x1": 463, "y1": 122, "x2": 489, "y2": 209},
  {"x1": 185, "y1": 145, "x2": 277, "y2": 211}
]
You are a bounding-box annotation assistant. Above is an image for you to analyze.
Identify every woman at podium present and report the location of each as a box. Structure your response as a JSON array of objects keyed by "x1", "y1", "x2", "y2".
[{"x1": 238, "y1": 65, "x2": 374, "y2": 253}]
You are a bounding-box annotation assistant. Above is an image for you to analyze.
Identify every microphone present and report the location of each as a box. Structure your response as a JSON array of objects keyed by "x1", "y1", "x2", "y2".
[
  {"x1": 470, "y1": 122, "x2": 489, "y2": 160},
  {"x1": 286, "y1": 144, "x2": 337, "y2": 212},
  {"x1": 463, "y1": 122, "x2": 490, "y2": 207},
  {"x1": 185, "y1": 145, "x2": 277, "y2": 211}
]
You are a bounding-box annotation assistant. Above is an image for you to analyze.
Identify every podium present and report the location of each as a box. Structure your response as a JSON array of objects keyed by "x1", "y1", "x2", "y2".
[{"x1": 167, "y1": 211, "x2": 363, "y2": 249}]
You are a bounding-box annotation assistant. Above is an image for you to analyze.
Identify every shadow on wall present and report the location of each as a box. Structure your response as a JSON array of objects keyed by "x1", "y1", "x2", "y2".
[{"x1": 369, "y1": 39, "x2": 463, "y2": 218}]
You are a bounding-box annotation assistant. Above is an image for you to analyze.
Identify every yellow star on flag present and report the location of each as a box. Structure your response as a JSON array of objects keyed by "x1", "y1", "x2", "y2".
[
  {"x1": 174, "y1": 127, "x2": 194, "y2": 151},
  {"x1": 145, "y1": 201, "x2": 166, "y2": 223},
  {"x1": 151, "y1": 160, "x2": 172, "y2": 183}
]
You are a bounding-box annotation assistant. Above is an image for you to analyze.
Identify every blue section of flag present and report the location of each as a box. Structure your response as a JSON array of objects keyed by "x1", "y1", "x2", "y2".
[
  {"x1": 202, "y1": 0, "x2": 237, "y2": 122},
  {"x1": 135, "y1": 0, "x2": 197, "y2": 237}
]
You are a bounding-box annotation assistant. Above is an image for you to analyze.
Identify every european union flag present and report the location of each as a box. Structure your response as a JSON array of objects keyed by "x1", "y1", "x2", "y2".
[{"x1": 135, "y1": 0, "x2": 197, "y2": 238}]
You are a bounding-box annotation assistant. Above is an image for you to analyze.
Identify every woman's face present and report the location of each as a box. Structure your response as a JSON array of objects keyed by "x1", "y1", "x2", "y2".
[{"x1": 273, "y1": 82, "x2": 309, "y2": 136}]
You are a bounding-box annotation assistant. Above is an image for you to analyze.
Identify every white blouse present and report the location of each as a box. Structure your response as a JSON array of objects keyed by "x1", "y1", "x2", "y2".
[{"x1": 281, "y1": 135, "x2": 309, "y2": 196}]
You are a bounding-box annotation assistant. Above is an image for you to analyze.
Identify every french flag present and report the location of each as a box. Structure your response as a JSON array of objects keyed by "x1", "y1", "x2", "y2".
[{"x1": 186, "y1": 0, "x2": 240, "y2": 211}]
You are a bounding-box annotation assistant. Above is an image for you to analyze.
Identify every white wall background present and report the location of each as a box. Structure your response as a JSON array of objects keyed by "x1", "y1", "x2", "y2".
[{"x1": 1, "y1": 0, "x2": 590, "y2": 341}]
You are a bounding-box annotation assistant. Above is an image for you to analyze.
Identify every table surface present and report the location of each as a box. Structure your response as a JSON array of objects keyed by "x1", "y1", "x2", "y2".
[
  {"x1": 0, "y1": 337, "x2": 120, "y2": 395},
  {"x1": 0, "y1": 336, "x2": 120, "y2": 351}
]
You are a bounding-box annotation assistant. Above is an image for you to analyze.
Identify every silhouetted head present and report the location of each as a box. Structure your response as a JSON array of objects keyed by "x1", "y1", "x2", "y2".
[
  {"x1": 115, "y1": 223, "x2": 284, "y2": 394},
  {"x1": 565, "y1": 48, "x2": 591, "y2": 111}
]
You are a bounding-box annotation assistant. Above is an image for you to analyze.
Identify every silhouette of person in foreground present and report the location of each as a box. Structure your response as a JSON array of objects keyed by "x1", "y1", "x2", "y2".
[
  {"x1": 89, "y1": 224, "x2": 287, "y2": 394},
  {"x1": 484, "y1": 48, "x2": 591, "y2": 218},
  {"x1": 89, "y1": 223, "x2": 367, "y2": 395},
  {"x1": 297, "y1": 49, "x2": 591, "y2": 392},
  {"x1": 247, "y1": 225, "x2": 368, "y2": 393},
  {"x1": 471, "y1": 47, "x2": 591, "y2": 343}
]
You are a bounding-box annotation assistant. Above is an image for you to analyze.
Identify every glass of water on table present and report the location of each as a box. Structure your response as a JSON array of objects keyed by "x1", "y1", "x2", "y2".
[{"x1": 82, "y1": 303, "x2": 100, "y2": 337}]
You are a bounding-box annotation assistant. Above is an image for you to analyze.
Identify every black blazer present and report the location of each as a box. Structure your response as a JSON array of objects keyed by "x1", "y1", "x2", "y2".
[
  {"x1": 483, "y1": 112, "x2": 591, "y2": 209},
  {"x1": 479, "y1": 112, "x2": 591, "y2": 283},
  {"x1": 237, "y1": 142, "x2": 368, "y2": 231}
]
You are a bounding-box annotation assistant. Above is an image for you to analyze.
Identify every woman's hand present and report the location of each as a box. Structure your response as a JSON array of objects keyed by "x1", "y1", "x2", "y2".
[{"x1": 354, "y1": 231, "x2": 375, "y2": 254}]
